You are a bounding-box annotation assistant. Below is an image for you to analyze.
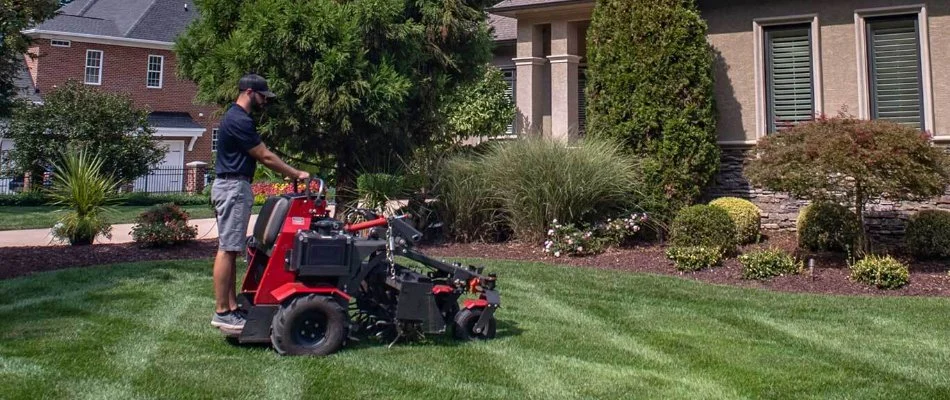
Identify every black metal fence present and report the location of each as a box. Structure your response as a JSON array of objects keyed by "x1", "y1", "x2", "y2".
[
  {"x1": 0, "y1": 168, "x2": 193, "y2": 195},
  {"x1": 132, "y1": 167, "x2": 188, "y2": 194},
  {"x1": 0, "y1": 172, "x2": 52, "y2": 194},
  {"x1": 0, "y1": 175, "x2": 20, "y2": 194}
]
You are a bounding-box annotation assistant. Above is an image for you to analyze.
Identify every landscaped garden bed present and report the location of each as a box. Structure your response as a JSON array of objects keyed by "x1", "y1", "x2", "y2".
[{"x1": 3, "y1": 230, "x2": 948, "y2": 297}]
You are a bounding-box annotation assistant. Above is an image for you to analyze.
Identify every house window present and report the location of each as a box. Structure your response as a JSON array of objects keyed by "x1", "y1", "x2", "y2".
[
  {"x1": 212, "y1": 128, "x2": 218, "y2": 152},
  {"x1": 84, "y1": 50, "x2": 102, "y2": 85},
  {"x1": 50, "y1": 39, "x2": 71, "y2": 47},
  {"x1": 501, "y1": 68, "x2": 516, "y2": 136},
  {"x1": 866, "y1": 15, "x2": 924, "y2": 129},
  {"x1": 147, "y1": 55, "x2": 163, "y2": 88},
  {"x1": 764, "y1": 24, "x2": 815, "y2": 133}
]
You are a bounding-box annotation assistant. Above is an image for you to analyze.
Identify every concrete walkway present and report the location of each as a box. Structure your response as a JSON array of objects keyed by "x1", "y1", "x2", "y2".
[{"x1": 0, "y1": 215, "x2": 258, "y2": 247}]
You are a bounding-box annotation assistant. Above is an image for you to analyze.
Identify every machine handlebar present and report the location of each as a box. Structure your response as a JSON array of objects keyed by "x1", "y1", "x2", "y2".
[{"x1": 344, "y1": 216, "x2": 388, "y2": 232}]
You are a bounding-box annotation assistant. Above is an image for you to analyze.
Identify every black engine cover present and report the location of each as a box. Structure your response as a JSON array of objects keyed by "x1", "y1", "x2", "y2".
[{"x1": 287, "y1": 231, "x2": 351, "y2": 277}]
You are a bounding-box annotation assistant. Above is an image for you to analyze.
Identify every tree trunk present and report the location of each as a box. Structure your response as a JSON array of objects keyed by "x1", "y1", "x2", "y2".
[
  {"x1": 855, "y1": 182, "x2": 869, "y2": 256},
  {"x1": 333, "y1": 142, "x2": 358, "y2": 220}
]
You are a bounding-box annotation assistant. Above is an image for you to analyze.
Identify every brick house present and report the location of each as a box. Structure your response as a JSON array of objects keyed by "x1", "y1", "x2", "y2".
[
  {"x1": 15, "y1": 0, "x2": 216, "y2": 193},
  {"x1": 486, "y1": 0, "x2": 950, "y2": 240}
]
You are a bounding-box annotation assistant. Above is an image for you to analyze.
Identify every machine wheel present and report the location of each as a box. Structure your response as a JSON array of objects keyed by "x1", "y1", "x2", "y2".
[
  {"x1": 271, "y1": 294, "x2": 347, "y2": 356},
  {"x1": 453, "y1": 308, "x2": 496, "y2": 340}
]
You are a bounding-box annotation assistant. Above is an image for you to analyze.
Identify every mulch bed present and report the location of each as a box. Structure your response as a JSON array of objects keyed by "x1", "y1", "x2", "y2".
[
  {"x1": 0, "y1": 239, "x2": 220, "y2": 280},
  {"x1": 2, "y1": 231, "x2": 949, "y2": 297}
]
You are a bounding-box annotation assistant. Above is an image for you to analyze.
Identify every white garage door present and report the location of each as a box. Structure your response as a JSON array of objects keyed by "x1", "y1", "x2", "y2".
[{"x1": 133, "y1": 140, "x2": 184, "y2": 193}]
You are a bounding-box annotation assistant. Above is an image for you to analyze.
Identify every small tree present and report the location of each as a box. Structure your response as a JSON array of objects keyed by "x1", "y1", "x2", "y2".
[
  {"x1": 586, "y1": 0, "x2": 719, "y2": 221},
  {"x1": 0, "y1": 0, "x2": 62, "y2": 118},
  {"x1": 438, "y1": 65, "x2": 516, "y2": 142},
  {"x1": 6, "y1": 80, "x2": 164, "y2": 186},
  {"x1": 745, "y1": 113, "x2": 950, "y2": 253}
]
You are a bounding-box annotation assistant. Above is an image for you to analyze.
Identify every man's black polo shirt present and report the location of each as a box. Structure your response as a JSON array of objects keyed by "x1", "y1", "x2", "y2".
[{"x1": 215, "y1": 103, "x2": 262, "y2": 179}]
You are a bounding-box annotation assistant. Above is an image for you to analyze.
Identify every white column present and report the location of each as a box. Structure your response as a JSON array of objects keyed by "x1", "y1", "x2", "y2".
[
  {"x1": 548, "y1": 21, "x2": 580, "y2": 142},
  {"x1": 513, "y1": 23, "x2": 546, "y2": 136}
]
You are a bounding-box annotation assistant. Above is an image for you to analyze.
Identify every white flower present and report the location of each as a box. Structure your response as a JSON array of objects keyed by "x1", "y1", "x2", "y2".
[
  {"x1": 552, "y1": 219, "x2": 558, "y2": 224},
  {"x1": 548, "y1": 229, "x2": 555, "y2": 236},
  {"x1": 554, "y1": 251, "x2": 561, "y2": 257},
  {"x1": 567, "y1": 239, "x2": 573, "y2": 245},
  {"x1": 577, "y1": 246, "x2": 584, "y2": 252}
]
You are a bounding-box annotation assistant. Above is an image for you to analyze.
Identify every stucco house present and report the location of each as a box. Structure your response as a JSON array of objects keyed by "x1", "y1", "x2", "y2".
[{"x1": 487, "y1": 0, "x2": 950, "y2": 238}]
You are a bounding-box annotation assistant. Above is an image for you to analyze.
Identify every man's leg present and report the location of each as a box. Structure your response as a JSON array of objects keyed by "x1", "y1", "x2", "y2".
[
  {"x1": 212, "y1": 250, "x2": 238, "y2": 313},
  {"x1": 209, "y1": 178, "x2": 251, "y2": 330}
]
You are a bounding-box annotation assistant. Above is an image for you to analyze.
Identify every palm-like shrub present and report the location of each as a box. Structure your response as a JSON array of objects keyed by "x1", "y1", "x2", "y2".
[
  {"x1": 47, "y1": 148, "x2": 120, "y2": 245},
  {"x1": 356, "y1": 172, "x2": 406, "y2": 213}
]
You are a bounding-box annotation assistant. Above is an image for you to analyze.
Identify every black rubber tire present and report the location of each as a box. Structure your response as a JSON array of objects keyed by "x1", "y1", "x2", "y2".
[
  {"x1": 452, "y1": 308, "x2": 497, "y2": 340},
  {"x1": 271, "y1": 294, "x2": 347, "y2": 356}
]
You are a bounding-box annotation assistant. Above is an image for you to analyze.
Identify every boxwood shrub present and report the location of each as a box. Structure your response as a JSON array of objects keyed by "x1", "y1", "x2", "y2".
[
  {"x1": 709, "y1": 197, "x2": 761, "y2": 245},
  {"x1": 904, "y1": 210, "x2": 950, "y2": 259},
  {"x1": 796, "y1": 202, "x2": 860, "y2": 252},
  {"x1": 849, "y1": 254, "x2": 909, "y2": 290},
  {"x1": 738, "y1": 248, "x2": 802, "y2": 280},
  {"x1": 665, "y1": 246, "x2": 724, "y2": 272},
  {"x1": 670, "y1": 204, "x2": 737, "y2": 254}
]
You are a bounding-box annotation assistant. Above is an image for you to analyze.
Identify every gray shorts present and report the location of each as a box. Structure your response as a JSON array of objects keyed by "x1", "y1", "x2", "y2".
[{"x1": 211, "y1": 178, "x2": 254, "y2": 252}]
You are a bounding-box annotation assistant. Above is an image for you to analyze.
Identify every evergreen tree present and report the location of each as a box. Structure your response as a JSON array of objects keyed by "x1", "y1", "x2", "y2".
[
  {"x1": 586, "y1": 0, "x2": 719, "y2": 221},
  {"x1": 174, "y1": 0, "x2": 497, "y2": 204}
]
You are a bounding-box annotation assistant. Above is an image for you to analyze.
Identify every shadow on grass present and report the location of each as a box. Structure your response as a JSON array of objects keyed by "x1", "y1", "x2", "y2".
[{"x1": 222, "y1": 318, "x2": 524, "y2": 356}]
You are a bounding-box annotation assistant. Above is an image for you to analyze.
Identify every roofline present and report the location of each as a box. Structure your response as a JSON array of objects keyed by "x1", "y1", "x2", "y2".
[
  {"x1": 153, "y1": 127, "x2": 205, "y2": 151},
  {"x1": 23, "y1": 29, "x2": 174, "y2": 50},
  {"x1": 488, "y1": 0, "x2": 593, "y2": 15}
]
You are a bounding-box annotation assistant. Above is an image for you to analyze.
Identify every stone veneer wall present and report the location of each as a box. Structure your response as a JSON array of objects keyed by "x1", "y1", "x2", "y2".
[{"x1": 703, "y1": 147, "x2": 950, "y2": 248}]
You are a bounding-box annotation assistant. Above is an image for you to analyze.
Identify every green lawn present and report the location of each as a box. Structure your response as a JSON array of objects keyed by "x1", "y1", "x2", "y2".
[
  {"x1": 0, "y1": 205, "x2": 261, "y2": 230},
  {"x1": 1, "y1": 258, "x2": 948, "y2": 399}
]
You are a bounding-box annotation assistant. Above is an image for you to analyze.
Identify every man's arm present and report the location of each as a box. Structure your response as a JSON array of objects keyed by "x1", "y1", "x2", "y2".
[{"x1": 247, "y1": 143, "x2": 309, "y2": 180}]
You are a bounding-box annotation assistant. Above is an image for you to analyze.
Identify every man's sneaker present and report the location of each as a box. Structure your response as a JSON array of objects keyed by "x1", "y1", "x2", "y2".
[{"x1": 211, "y1": 311, "x2": 245, "y2": 330}]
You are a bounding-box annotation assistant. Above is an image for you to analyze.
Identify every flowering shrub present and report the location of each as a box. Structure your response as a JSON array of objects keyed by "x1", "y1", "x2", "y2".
[
  {"x1": 130, "y1": 203, "x2": 198, "y2": 247},
  {"x1": 541, "y1": 213, "x2": 649, "y2": 257},
  {"x1": 599, "y1": 213, "x2": 648, "y2": 247},
  {"x1": 543, "y1": 220, "x2": 606, "y2": 257},
  {"x1": 251, "y1": 180, "x2": 323, "y2": 204}
]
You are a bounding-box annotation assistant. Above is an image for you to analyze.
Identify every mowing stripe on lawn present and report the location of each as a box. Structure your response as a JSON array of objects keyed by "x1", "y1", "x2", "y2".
[{"x1": 1, "y1": 258, "x2": 950, "y2": 399}]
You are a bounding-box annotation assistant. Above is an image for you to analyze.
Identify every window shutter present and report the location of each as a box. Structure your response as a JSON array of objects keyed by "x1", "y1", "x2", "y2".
[
  {"x1": 578, "y1": 66, "x2": 586, "y2": 136},
  {"x1": 502, "y1": 68, "x2": 516, "y2": 135},
  {"x1": 867, "y1": 15, "x2": 923, "y2": 129},
  {"x1": 765, "y1": 25, "x2": 814, "y2": 133}
]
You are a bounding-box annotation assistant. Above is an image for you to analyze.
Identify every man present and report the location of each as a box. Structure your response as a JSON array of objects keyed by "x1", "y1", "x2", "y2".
[{"x1": 210, "y1": 74, "x2": 309, "y2": 331}]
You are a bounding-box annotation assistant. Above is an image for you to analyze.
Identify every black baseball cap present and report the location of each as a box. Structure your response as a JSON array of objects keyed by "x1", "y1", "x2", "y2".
[{"x1": 238, "y1": 74, "x2": 276, "y2": 98}]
